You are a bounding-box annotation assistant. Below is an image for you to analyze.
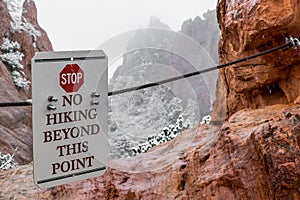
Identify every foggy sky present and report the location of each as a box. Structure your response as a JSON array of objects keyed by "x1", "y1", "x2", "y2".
[{"x1": 35, "y1": 0, "x2": 217, "y2": 51}]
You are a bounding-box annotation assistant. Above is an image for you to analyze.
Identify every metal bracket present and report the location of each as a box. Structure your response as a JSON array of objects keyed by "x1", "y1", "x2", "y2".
[
  {"x1": 47, "y1": 95, "x2": 58, "y2": 110},
  {"x1": 48, "y1": 95, "x2": 58, "y2": 102},
  {"x1": 286, "y1": 36, "x2": 300, "y2": 50},
  {"x1": 91, "y1": 92, "x2": 100, "y2": 98},
  {"x1": 47, "y1": 104, "x2": 56, "y2": 110},
  {"x1": 90, "y1": 100, "x2": 99, "y2": 105},
  {"x1": 90, "y1": 92, "x2": 100, "y2": 105}
]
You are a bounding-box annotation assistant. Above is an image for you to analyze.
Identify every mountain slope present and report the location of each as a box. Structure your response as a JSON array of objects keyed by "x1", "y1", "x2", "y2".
[{"x1": 0, "y1": 0, "x2": 52, "y2": 164}]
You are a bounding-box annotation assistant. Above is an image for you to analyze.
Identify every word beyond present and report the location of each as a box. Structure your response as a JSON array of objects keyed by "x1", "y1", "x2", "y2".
[{"x1": 43, "y1": 124, "x2": 100, "y2": 143}]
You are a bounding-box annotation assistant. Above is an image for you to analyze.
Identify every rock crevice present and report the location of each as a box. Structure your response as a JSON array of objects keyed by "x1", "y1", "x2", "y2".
[{"x1": 212, "y1": 0, "x2": 300, "y2": 123}]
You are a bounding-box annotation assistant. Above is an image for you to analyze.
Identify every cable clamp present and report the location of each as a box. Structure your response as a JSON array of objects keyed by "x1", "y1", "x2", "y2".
[
  {"x1": 286, "y1": 36, "x2": 300, "y2": 49},
  {"x1": 26, "y1": 99, "x2": 32, "y2": 105}
]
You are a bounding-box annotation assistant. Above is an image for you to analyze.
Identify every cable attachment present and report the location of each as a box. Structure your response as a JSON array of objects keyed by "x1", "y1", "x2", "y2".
[{"x1": 286, "y1": 36, "x2": 300, "y2": 50}]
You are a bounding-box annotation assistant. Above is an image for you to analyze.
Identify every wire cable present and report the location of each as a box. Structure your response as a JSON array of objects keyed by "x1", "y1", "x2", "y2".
[
  {"x1": 0, "y1": 101, "x2": 32, "y2": 107},
  {"x1": 108, "y1": 37, "x2": 297, "y2": 96},
  {"x1": 0, "y1": 36, "x2": 299, "y2": 106}
]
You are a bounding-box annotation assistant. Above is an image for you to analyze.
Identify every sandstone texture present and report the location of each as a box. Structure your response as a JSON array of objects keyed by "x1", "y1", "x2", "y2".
[
  {"x1": 1, "y1": 104, "x2": 300, "y2": 199},
  {"x1": 0, "y1": 164, "x2": 52, "y2": 199},
  {"x1": 1, "y1": 1, "x2": 300, "y2": 200},
  {"x1": 212, "y1": 0, "x2": 300, "y2": 123},
  {"x1": 0, "y1": 0, "x2": 52, "y2": 164}
]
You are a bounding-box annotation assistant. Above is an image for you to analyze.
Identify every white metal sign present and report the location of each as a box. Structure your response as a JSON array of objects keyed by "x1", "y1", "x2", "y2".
[{"x1": 32, "y1": 50, "x2": 108, "y2": 189}]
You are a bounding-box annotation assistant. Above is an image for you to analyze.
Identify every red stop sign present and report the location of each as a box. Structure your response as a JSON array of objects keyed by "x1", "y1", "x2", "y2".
[{"x1": 59, "y1": 64, "x2": 84, "y2": 93}]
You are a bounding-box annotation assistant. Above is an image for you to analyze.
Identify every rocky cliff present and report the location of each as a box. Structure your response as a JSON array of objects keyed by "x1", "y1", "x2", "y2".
[
  {"x1": 181, "y1": 9, "x2": 220, "y2": 64},
  {"x1": 1, "y1": 104, "x2": 300, "y2": 199},
  {"x1": 212, "y1": 0, "x2": 300, "y2": 123},
  {"x1": 0, "y1": 0, "x2": 52, "y2": 164},
  {"x1": 1, "y1": 1, "x2": 300, "y2": 200},
  {"x1": 112, "y1": 15, "x2": 217, "y2": 110},
  {"x1": 108, "y1": 14, "x2": 219, "y2": 159}
]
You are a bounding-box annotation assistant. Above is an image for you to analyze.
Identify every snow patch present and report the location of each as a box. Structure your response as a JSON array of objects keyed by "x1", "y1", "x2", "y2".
[
  {"x1": 11, "y1": 70, "x2": 30, "y2": 88},
  {"x1": 10, "y1": 17, "x2": 41, "y2": 41},
  {"x1": 0, "y1": 38, "x2": 30, "y2": 89},
  {"x1": 131, "y1": 115, "x2": 191, "y2": 156},
  {"x1": 0, "y1": 51, "x2": 24, "y2": 69},
  {"x1": 2, "y1": 0, "x2": 38, "y2": 89},
  {"x1": 0, "y1": 152, "x2": 17, "y2": 169},
  {"x1": 3, "y1": 0, "x2": 25, "y2": 24},
  {"x1": 200, "y1": 115, "x2": 211, "y2": 125},
  {"x1": 0, "y1": 37, "x2": 20, "y2": 52},
  {"x1": 4, "y1": 0, "x2": 41, "y2": 42}
]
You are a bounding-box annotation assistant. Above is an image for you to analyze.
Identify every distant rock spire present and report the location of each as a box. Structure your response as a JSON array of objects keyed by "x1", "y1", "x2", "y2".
[{"x1": 148, "y1": 16, "x2": 170, "y2": 29}]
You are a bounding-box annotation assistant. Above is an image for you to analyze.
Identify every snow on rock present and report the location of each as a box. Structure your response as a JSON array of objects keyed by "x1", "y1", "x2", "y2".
[
  {"x1": 2, "y1": 105, "x2": 300, "y2": 199},
  {"x1": 0, "y1": 38, "x2": 30, "y2": 89},
  {"x1": 10, "y1": 17, "x2": 41, "y2": 41},
  {"x1": 130, "y1": 115, "x2": 191, "y2": 156},
  {"x1": 0, "y1": 51, "x2": 24, "y2": 70},
  {"x1": 0, "y1": 38, "x2": 20, "y2": 52},
  {"x1": 0, "y1": 152, "x2": 17, "y2": 169},
  {"x1": 11, "y1": 70, "x2": 30, "y2": 89},
  {"x1": 200, "y1": 115, "x2": 211, "y2": 125},
  {"x1": 1, "y1": 0, "x2": 41, "y2": 89},
  {"x1": 108, "y1": 76, "x2": 200, "y2": 159},
  {"x1": 4, "y1": 0, "x2": 41, "y2": 40},
  {"x1": 0, "y1": 0, "x2": 53, "y2": 165},
  {"x1": 3, "y1": 0, "x2": 25, "y2": 23}
]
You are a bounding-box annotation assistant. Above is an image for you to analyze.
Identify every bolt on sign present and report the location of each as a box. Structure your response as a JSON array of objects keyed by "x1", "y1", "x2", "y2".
[{"x1": 32, "y1": 50, "x2": 108, "y2": 189}]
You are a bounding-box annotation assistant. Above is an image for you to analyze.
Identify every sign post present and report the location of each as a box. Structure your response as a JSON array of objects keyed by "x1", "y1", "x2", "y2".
[{"x1": 32, "y1": 50, "x2": 108, "y2": 189}]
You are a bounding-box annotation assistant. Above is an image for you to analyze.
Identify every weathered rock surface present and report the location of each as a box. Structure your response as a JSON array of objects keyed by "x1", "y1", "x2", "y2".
[
  {"x1": 112, "y1": 11, "x2": 220, "y2": 111},
  {"x1": 0, "y1": 164, "x2": 52, "y2": 199},
  {"x1": 2, "y1": 1, "x2": 300, "y2": 200},
  {"x1": 0, "y1": 0, "x2": 52, "y2": 164},
  {"x1": 108, "y1": 14, "x2": 220, "y2": 159},
  {"x1": 1, "y1": 104, "x2": 300, "y2": 199},
  {"x1": 212, "y1": 0, "x2": 300, "y2": 123},
  {"x1": 181, "y1": 9, "x2": 220, "y2": 64}
]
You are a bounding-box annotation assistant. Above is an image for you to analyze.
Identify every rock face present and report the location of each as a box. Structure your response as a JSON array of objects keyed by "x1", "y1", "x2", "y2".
[
  {"x1": 212, "y1": 0, "x2": 300, "y2": 123},
  {"x1": 180, "y1": 9, "x2": 220, "y2": 103},
  {"x1": 181, "y1": 9, "x2": 220, "y2": 64},
  {"x1": 47, "y1": 104, "x2": 300, "y2": 200},
  {"x1": 0, "y1": 164, "x2": 52, "y2": 199},
  {"x1": 2, "y1": 1, "x2": 300, "y2": 200},
  {"x1": 112, "y1": 15, "x2": 217, "y2": 109},
  {"x1": 108, "y1": 14, "x2": 220, "y2": 159},
  {"x1": 1, "y1": 104, "x2": 300, "y2": 199},
  {"x1": 0, "y1": 0, "x2": 52, "y2": 164}
]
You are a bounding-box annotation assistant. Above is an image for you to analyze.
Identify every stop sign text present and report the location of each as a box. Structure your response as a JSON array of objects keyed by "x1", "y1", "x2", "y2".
[{"x1": 59, "y1": 64, "x2": 84, "y2": 93}]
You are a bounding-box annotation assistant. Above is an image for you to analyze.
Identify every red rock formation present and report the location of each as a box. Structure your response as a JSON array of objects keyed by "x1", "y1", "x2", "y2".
[
  {"x1": 1, "y1": 1, "x2": 300, "y2": 200},
  {"x1": 0, "y1": 0, "x2": 52, "y2": 164},
  {"x1": 0, "y1": 164, "x2": 52, "y2": 199},
  {"x1": 18, "y1": 0, "x2": 53, "y2": 84},
  {"x1": 1, "y1": 104, "x2": 300, "y2": 199},
  {"x1": 212, "y1": 0, "x2": 300, "y2": 123}
]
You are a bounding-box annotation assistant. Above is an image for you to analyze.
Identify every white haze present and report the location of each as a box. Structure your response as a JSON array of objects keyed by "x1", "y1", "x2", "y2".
[{"x1": 35, "y1": 0, "x2": 217, "y2": 51}]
